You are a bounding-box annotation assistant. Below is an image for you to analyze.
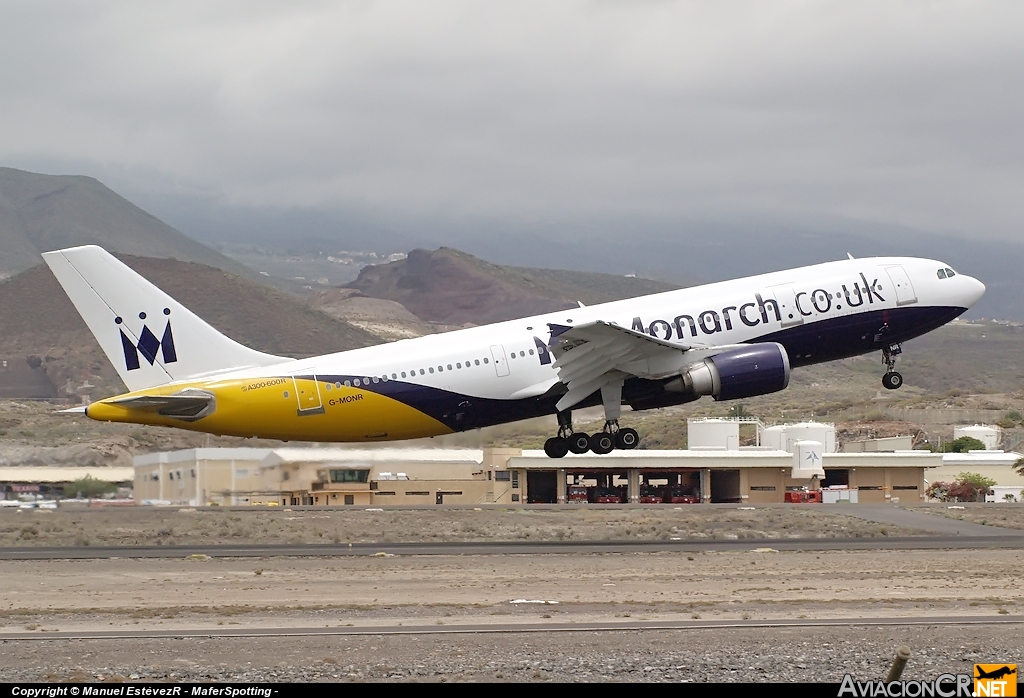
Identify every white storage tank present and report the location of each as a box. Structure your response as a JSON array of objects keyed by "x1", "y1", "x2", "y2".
[
  {"x1": 760, "y1": 422, "x2": 837, "y2": 454},
  {"x1": 785, "y1": 422, "x2": 837, "y2": 454},
  {"x1": 761, "y1": 425, "x2": 787, "y2": 451},
  {"x1": 953, "y1": 425, "x2": 1001, "y2": 450},
  {"x1": 687, "y1": 418, "x2": 739, "y2": 450}
]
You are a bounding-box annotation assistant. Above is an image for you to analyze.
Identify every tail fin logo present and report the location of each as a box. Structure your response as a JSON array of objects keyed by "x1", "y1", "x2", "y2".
[{"x1": 116, "y1": 309, "x2": 177, "y2": 371}]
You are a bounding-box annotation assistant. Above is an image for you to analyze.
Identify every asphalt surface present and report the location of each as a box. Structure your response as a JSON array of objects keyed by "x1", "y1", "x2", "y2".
[
  {"x1": 0, "y1": 533, "x2": 1021, "y2": 559},
  {"x1": 2, "y1": 615, "x2": 1021, "y2": 641}
]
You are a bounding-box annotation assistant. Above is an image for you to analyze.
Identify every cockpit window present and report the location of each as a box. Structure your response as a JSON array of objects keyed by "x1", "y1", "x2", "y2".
[
  {"x1": 945, "y1": 268, "x2": 956, "y2": 277},
  {"x1": 937, "y1": 268, "x2": 947, "y2": 279}
]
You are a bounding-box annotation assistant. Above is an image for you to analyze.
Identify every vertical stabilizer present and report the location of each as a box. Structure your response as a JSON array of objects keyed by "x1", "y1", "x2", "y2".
[{"x1": 43, "y1": 245, "x2": 290, "y2": 392}]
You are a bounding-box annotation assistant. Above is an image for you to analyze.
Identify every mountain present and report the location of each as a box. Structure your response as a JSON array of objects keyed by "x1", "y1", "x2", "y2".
[
  {"x1": 0, "y1": 256, "x2": 381, "y2": 400},
  {"x1": 0, "y1": 167, "x2": 251, "y2": 278},
  {"x1": 344, "y1": 247, "x2": 681, "y2": 326}
]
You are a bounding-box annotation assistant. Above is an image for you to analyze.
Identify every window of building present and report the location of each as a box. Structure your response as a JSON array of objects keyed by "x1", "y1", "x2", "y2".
[
  {"x1": 329, "y1": 469, "x2": 370, "y2": 483},
  {"x1": 495, "y1": 471, "x2": 511, "y2": 481},
  {"x1": 344, "y1": 495, "x2": 354, "y2": 505},
  {"x1": 511, "y1": 471, "x2": 519, "y2": 489}
]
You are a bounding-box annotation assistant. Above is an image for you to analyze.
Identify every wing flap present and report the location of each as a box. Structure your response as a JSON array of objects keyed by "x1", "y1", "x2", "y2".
[{"x1": 548, "y1": 320, "x2": 749, "y2": 412}]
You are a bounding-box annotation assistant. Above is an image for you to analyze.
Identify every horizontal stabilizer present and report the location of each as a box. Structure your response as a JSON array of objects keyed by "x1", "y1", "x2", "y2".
[{"x1": 104, "y1": 389, "x2": 215, "y2": 421}]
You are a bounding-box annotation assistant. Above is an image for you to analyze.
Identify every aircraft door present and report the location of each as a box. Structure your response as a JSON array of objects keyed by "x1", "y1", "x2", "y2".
[
  {"x1": 489, "y1": 345, "x2": 510, "y2": 377},
  {"x1": 769, "y1": 285, "x2": 804, "y2": 328},
  {"x1": 884, "y1": 266, "x2": 918, "y2": 306},
  {"x1": 290, "y1": 372, "x2": 325, "y2": 416}
]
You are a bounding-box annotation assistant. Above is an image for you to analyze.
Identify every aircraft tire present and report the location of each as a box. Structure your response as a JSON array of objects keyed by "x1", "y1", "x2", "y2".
[
  {"x1": 616, "y1": 428, "x2": 640, "y2": 450},
  {"x1": 568, "y1": 433, "x2": 591, "y2": 454},
  {"x1": 882, "y1": 371, "x2": 903, "y2": 390},
  {"x1": 589, "y1": 432, "x2": 615, "y2": 455},
  {"x1": 544, "y1": 437, "x2": 570, "y2": 459}
]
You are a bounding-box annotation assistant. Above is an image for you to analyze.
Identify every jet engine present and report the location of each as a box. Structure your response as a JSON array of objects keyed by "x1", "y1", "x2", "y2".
[{"x1": 665, "y1": 342, "x2": 790, "y2": 401}]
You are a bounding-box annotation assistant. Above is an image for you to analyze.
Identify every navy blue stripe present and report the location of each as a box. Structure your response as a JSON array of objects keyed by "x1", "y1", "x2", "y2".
[{"x1": 313, "y1": 304, "x2": 967, "y2": 431}]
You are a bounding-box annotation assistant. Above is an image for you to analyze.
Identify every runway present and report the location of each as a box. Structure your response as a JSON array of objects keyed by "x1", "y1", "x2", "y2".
[
  {"x1": 1, "y1": 615, "x2": 1022, "y2": 642},
  {"x1": 1, "y1": 533, "x2": 1021, "y2": 559}
]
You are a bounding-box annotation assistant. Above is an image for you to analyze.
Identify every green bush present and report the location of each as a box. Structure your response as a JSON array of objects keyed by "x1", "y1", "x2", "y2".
[{"x1": 64, "y1": 475, "x2": 118, "y2": 499}]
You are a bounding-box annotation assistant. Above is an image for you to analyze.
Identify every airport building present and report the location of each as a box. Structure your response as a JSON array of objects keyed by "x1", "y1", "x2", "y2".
[
  {"x1": 0, "y1": 466, "x2": 134, "y2": 500},
  {"x1": 131, "y1": 419, "x2": 980, "y2": 506}
]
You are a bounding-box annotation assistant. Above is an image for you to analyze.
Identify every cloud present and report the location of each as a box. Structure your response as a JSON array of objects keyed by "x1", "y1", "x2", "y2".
[{"x1": 1, "y1": 1, "x2": 1023, "y2": 241}]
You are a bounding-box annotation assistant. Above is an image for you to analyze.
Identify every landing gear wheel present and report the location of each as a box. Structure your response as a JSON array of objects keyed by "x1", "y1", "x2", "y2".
[
  {"x1": 616, "y1": 428, "x2": 640, "y2": 450},
  {"x1": 568, "y1": 433, "x2": 591, "y2": 454},
  {"x1": 882, "y1": 371, "x2": 903, "y2": 390},
  {"x1": 544, "y1": 437, "x2": 569, "y2": 459},
  {"x1": 589, "y1": 432, "x2": 615, "y2": 455}
]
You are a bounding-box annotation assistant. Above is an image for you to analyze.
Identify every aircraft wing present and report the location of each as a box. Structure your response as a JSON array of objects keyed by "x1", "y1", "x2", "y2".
[{"x1": 548, "y1": 321, "x2": 745, "y2": 411}]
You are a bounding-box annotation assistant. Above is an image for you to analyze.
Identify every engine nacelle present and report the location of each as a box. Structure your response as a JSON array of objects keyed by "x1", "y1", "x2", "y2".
[{"x1": 665, "y1": 343, "x2": 791, "y2": 401}]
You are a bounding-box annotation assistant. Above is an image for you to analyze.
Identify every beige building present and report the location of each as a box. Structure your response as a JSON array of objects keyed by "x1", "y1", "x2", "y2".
[
  {"x1": 134, "y1": 445, "x2": 938, "y2": 506},
  {"x1": 927, "y1": 450, "x2": 1024, "y2": 489},
  {"x1": 503, "y1": 449, "x2": 938, "y2": 505},
  {"x1": 133, "y1": 447, "x2": 522, "y2": 506}
]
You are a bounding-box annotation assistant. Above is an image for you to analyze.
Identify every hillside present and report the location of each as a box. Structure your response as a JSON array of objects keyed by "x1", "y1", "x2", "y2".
[
  {"x1": 0, "y1": 256, "x2": 382, "y2": 400},
  {"x1": 0, "y1": 168, "x2": 251, "y2": 278},
  {"x1": 345, "y1": 247, "x2": 681, "y2": 325}
]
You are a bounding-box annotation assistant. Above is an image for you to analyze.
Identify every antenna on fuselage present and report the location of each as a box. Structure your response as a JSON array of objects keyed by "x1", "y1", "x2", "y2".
[{"x1": 847, "y1": 253, "x2": 856, "y2": 260}]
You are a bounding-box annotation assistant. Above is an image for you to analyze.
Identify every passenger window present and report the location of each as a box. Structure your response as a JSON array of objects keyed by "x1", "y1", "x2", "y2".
[
  {"x1": 520, "y1": 351, "x2": 525, "y2": 357},
  {"x1": 937, "y1": 269, "x2": 947, "y2": 279},
  {"x1": 353, "y1": 379, "x2": 360, "y2": 387},
  {"x1": 438, "y1": 366, "x2": 443, "y2": 372},
  {"x1": 456, "y1": 363, "x2": 462, "y2": 369},
  {"x1": 420, "y1": 369, "x2": 425, "y2": 375},
  {"x1": 325, "y1": 383, "x2": 331, "y2": 391},
  {"x1": 401, "y1": 372, "x2": 407, "y2": 378},
  {"x1": 510, "y1": 353, "x2": 516, "y2": 360},
  {"x1": 483, "y1": 358, "x2": 489, "y2": 364},
  {"x1": 335, "y1": 382, "x2": 341, "y2": 388},
  {"x1": 344, "y1": 381, "x2": 351, "y2": 388},
  {"x1": 447, "y1": 364, "x2": 452, "y2": 370},
  {"x1": 529, "y1": 349, "x2": 534, "y2": 355},
  {"x1": 474, "y1": 359, "x2": 480, "y2": 366},
  {"x1": 429, "y1": 367, "x2": 434, "y2": 374},
  {"x1": 390, "y1": 373, "x2": 396, "y2": 380}
]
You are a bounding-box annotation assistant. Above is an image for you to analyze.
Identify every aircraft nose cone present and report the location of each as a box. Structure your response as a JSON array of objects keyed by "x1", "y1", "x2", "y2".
[{"x1": 963, "y1": 276, "x2": 986, "y2": 307}]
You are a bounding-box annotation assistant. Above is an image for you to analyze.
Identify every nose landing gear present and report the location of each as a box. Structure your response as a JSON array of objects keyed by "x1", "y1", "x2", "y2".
[{"x1": 882, "y1": 343, "x2": 903, "y2": 390}]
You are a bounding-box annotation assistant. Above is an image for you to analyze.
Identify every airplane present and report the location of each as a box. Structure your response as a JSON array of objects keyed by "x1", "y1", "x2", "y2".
[{"x1": 43, "y1": 245, "x2": 985, "y2": 458}]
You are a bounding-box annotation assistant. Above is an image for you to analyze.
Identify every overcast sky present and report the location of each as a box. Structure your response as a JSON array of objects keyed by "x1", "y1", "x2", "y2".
[{"x1": 2, "y1": 1, "x2": 1023, "y2": 248}]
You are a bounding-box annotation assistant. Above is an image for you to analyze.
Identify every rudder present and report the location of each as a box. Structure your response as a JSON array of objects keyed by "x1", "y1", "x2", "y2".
[{"x1": 43, "y1": 245, "x2": 289, "y2": 392}]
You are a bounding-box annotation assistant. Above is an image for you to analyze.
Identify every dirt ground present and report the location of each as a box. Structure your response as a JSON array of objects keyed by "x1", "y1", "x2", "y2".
[
  {"x1": 908, "y1": 503, "x2": 1024, "y2": 530},
  {"x1": 0, "y1": 506, "x2": 1019, "y2": 683},
  {"x1": 0, "y1": 505, "x2": 927, "y2": 547},
  {"x1": 0, "y1": 548, "x2": 1020, "y2": 633}
]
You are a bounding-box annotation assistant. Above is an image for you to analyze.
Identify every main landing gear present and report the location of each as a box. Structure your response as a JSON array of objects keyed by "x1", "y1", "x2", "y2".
[
  {"x1": 882, "y1": 343, "x2": 903, "y2": 390},
  {"x1": 542, "y1": 414, "x2": 641, "y2": 459},
  {"x1": 543, "y1": 381, "x2": 640, "y2": 458}
]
